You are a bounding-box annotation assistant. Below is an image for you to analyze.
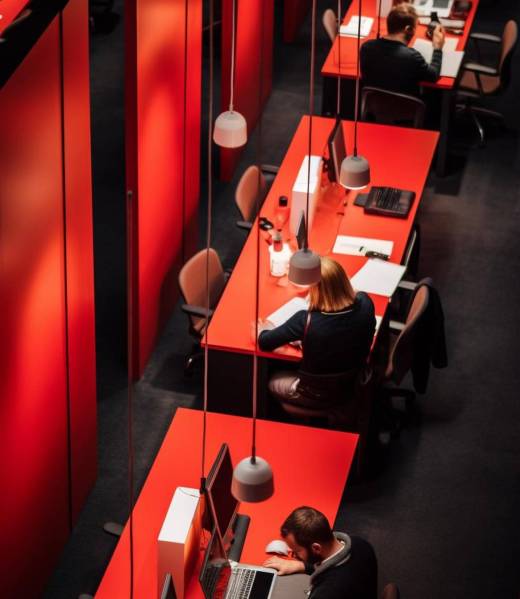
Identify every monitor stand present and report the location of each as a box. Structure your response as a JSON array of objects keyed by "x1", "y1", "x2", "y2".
[{"x1": 227, "y1": 513, "x2": 251, "y2": 561}]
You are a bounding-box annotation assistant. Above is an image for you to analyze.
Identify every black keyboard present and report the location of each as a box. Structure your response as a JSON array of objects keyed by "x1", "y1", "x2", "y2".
[{"x1": 364, "y1": 186, "x2": 415, "y2": 218}]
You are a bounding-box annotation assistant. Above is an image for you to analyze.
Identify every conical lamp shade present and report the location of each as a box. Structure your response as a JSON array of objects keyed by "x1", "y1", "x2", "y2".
[
  {"x1": 231, "y1": 456, "x2": 274, "y2": 502},
  {"x1": 213, "y1": 110, "x2": 247, "y2": 148},
  {"x1": 288, "y1": 249, "x2": 321, "y2": 287},
  {"x1": 339, "y1": 154, "x2": 370, "y2": 190}
]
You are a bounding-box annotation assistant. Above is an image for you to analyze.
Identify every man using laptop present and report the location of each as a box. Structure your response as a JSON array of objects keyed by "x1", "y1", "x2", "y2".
[
  {"x1": 360, "y1": 2, "x2": 445, "y2": 97},
  {"x1": 264, "y1": 507, "x2": 377, "y2": 599}
]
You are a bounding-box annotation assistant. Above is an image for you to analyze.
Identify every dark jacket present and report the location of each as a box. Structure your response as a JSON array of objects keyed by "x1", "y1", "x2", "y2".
[
  {"x1": 305, "y1": 533, "x2": 377, "y2": 599},
  {"x1": 360, "y1": 37, "x2": 442, "y2": 97},
  {"x1": 411, "y1": 277, "x2": 448, "y2": 393}
]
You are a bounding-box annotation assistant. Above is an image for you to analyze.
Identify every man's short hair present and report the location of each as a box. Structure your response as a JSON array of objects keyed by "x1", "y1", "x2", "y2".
[
  {"x1": 386, "y1": 3, "x2": 418, "y2": 35},
  {"x1": 281, "y1": 507, "x2": 334, "y2": 549}
]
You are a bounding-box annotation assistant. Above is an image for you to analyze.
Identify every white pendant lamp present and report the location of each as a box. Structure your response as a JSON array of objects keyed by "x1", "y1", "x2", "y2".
[
  {"x1": 213, "y1": 0, "x2": 247, "y2": 148},
  {"x1": 340, "y1": 0, "x2": 370, "y2": 190},
  {"x1": 288, "y1": 0, "x2": 321, "y2": 287},
  {"x1": 232, "y1": 0, "x2": 273, "y2": 503}
]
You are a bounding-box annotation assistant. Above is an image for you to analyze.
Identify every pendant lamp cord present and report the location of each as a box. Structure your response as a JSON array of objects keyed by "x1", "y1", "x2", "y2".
[
  {"x1": 305, "y1": 0, "x2": 317, "y2": 251},
  {"x1": 252, "y1": 0, "x2": 266, "y2": 464},
  {"x1": 377, "y1": 0, "x2": 382, "y2": 38},
  {"x1": 201, "y1": 0, "x2": 215, "y2": 494},
  {"x1": 229, "y1": 0, "x2": 237, "y2": 111},
  {"x1": 336, "y1": 0, "x2": 342, "y2": 115},
  {"x1": 353, "y1": 0, "x2": 362, "y2": 157}
]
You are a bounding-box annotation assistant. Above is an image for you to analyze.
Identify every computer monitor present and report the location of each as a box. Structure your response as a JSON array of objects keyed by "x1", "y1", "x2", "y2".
[
  {"x1": 296, "y1": 210, "x2": 306, "y2": 250},
  {"x1": 160, "y1": 573, "x2": 177, "y2": 599},
  {"x1": 205, "y1": 443, "x2": 239, "y2": 546},
  {"x1": 327, "y1": 117, "x2": 347, "y2": 184}
]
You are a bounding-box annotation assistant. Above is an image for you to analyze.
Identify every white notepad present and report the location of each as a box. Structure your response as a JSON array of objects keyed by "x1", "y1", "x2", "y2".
[
  {"x1": 350, "y1": 259, "x2": 406, "y2": 297},
  {"x1": 333, "y1": 235, "x2": 394, "y2": 257},
  {"x1": 267, "y1": 297, "x2": 309, "y2": 327},
  {"x1": 340, "y1": 16, "x2": 374, "y2": 38},
  {"x1": 413, "y1": 38, "x2": 464, "y2": 78}
]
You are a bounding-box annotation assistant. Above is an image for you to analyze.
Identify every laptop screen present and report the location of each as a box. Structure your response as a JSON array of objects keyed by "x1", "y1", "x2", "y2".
[{"x1": 199, "y1": 529, "x2": 231, "y2": 599}]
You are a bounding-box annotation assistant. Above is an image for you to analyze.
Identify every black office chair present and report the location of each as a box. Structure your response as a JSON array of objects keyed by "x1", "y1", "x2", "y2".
[
  {"x1": 361, "y1": 86, "x2": 426, "y2": 129},
  {"x1": 456, "y1": 20, "x2": 518, "y2": 145},
  {"x1": 234, "y1": 164, "x2": 278, "y2": 231},
  {"x1": 381, "y1": 582, "x2": 401, "y2": 599}
]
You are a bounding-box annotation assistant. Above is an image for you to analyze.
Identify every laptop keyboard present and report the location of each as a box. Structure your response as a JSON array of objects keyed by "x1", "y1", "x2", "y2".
[
  {"x1": 226, "y1": 568, "x2": 256, "y2": 599},
  {"x1": 433, "y1": 0, "x2": 450, "y2": 7},
  {"x1": 373, "y1": 187, "x2": 402, "y2": 210}
]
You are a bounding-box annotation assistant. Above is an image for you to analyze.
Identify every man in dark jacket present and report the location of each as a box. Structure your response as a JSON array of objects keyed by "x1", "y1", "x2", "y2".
[
  {"x1": 360, "y1": 3, "x2": 445, "y2": 97},
  {"x1": 264, "y1": 506, "x2": 377, "y2": 599}
]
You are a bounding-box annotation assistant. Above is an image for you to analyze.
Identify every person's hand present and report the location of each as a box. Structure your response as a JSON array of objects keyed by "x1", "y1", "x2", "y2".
[
  {"x1": 262, "y1": 556, "x2": 305, "y2": 576},
  {"x1": 432, "y1": 24, "x2": 445, "y2": 50}
]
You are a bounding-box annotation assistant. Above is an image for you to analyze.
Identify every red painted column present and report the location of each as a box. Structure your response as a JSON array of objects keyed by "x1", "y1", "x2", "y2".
[
  {"x1": 61, "y1": 0, "x2": 97, "y2": 522},
  {"x1": 220, "y1": 0, "x2": 274, "y2": 181},
  {"x1": 126, "y1": 0, "x2": 202, "y2": 376},
  {"x1": 283, "y1": 0, "x2": 311, "y2": 43},
  {"x1": 0, "y1": 18, "x2": 70, "y2": 598}
]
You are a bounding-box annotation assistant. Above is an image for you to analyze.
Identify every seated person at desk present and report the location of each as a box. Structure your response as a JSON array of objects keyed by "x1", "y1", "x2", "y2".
[
  {"x1": 360, "y1": 3, "x2": 445, "y2": 97},
  {"x1": 264, "y1": 506, "x2": 377, "y2": 599},
  {"x1": 257, "y1": 257, "x2": 375, "y2": 409}
]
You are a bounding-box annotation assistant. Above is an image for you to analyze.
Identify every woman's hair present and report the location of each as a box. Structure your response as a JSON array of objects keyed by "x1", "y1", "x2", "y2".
[
  {"x1": 308, "y1": 257, "x2": 356, "y2": 312},
  {"x1": 386, "y1": 3, "x2": 418, "y2": 35}
]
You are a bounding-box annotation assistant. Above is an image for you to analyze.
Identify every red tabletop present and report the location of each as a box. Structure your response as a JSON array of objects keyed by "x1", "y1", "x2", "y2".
[
  {"x1": 94, "y1": 408, "x2": 359, "y2": 598},
  {"x1": 206, "y1": 116, "x2": 438, "y2": 360},
  {"x1": 321, "y1": 0, "x2": 479, "y2": 90},
  {"x1": 0, "y1": 1, "x2": 30, "y2": 35}
]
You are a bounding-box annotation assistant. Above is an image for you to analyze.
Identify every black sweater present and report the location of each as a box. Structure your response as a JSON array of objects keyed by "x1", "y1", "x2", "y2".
[
  {"x1": 306, "y1": 535, "x2": 378, "y2": 599},
  {"x1": 258, "y1": 292, "x2": 375, "y2": 374},
  {"x1": 360, "y1": 37, "x2": 442, "y2": 97}
]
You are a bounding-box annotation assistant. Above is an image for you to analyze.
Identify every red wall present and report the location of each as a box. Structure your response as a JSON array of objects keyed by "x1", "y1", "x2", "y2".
[
  {"x1": 0, "y1": 1, "x2": 96, "y2": 596},
  {"x1": 126, "y1": 0, "x2": 202, "y2": 376},
  {"x1": 220, "y1": 0, "x2": 274, "y2": 181},
  {"x1": 283, "y1": 0, "x2": 311, "y2": 43}
]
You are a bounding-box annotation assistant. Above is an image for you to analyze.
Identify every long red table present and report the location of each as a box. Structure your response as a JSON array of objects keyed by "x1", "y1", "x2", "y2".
[
  {"x1": 94, "y1": 408, "x2": 359, "y2": 598},
  {"x1": 321, "y1": 0, "x2": 479, "y2": 176},
  {"x1": 204, "y1": 115, "x2": 438, "y2": 414}
]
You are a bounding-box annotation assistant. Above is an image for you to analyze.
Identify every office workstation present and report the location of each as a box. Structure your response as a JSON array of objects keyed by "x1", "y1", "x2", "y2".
[{"x1": 1, "y1": 0, "x2": 519, "y2": 598}]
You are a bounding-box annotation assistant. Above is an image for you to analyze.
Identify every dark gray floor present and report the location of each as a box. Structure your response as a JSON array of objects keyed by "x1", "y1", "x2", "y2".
[{"x1": 44, "y1": 0, "x2": 520, "y2": 597}]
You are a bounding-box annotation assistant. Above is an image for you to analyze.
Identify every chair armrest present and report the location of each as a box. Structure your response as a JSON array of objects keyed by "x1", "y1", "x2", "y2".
[
  {"x1": 389, "y1": 320, "x2": 405, "y2": 333},
  {"x1": 181, "y1": 304, "x2": 214, "y2": 318},
  {"x1": 470, "y1": 32, "x2": 501, "y2": 44},
  {"x1": 260, "y1": 164, "x2": 279, "y2": 175},
  {"x1": 236, "y1": 220, "x2": 253, "y2": 231},
  {"x1": 462, "y1": 62, "x2": 499, "y2": 76}
]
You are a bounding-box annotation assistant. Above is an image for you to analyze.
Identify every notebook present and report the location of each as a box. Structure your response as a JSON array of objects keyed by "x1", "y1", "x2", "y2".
[
  {"x1": 340, "y1": 16, "x2": 374, "y2": 38},
  {"x1": 413, "y1": 38, "x2": 464, "y2": 77},
  {"x1": 199, "y1": 529, "x2": 277, "y2": 599}
]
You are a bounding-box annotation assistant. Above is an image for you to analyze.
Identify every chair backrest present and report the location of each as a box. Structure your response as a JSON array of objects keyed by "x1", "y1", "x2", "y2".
[
  {"x1": 178, "y1": 248, "x2": 226, "y2": 334},
  {"x1": 322, "y1": 9, "x2": 337, "y2": 43},
  {"x1": 361, "y1": 86, "x2": 426, "y2": 129},
  {"x1": 381, "y1": 582, "x2": 401, "y2": 599},
  {"x1": 235, "y1": 165, "x2": 267, "y2": 223},
  {"x1": 498, "y1": 20, "x2": 518, "y2": 91},
  {"x1": 386, "y1": 283, "x2": 430, "y2": 384}
]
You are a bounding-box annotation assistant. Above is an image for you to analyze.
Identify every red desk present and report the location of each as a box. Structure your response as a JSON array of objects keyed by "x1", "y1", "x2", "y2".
[
  {"x1": 94, "y1": 408, "x2": 358, "y2": 598},
  {"x1": 321, "y1": 0, "x2": 479, "y2": 176},
  {"x1": 204, "y1": 116, "x2": 438, "y2": 414}
]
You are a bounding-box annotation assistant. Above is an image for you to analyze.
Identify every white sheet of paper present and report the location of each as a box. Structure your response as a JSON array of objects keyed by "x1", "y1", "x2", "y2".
[
  {"x1": 375, "y1": 315, "x2": 383, "y2": 334},
  {"x1": 350, "y1": 259, "x2": 406, "y2": 297},
  {"x1": 412, "y1": 38, "x2": 464, "y2": 77},
  {"x1": 340, "y1": 16, "x2": 374, "y2": 38},
  {"x1": 266, "y1": 297, "x2": 309, "y2": 328},
  {"x1": 332, "y1": 235, "x2": 394, "y2": 257}
]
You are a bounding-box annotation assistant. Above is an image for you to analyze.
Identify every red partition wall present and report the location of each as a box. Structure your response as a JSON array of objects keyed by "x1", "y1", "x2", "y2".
[
  {"x1": 0, "y1": 1, "x2": 96, "y2": 596},
  {"x1": 220, "y1": 0, "x2": 274, "y2": 181},
  {"x1": 283, "y1": 0, "x2": 311, "y2": 43},
  {"x1": 126, "y1": 0, "x2": 202, "y2": 376}
]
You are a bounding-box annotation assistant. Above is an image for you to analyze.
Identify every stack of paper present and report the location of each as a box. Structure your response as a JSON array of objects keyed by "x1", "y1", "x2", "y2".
[
  {"x1": 413, "y1": 38, "x2": 464, "y2": 78},
  {"x1": 340, "y1": 16, "x2": 374, "y2": 38},
  {"x1": 332, "y1": 235, "x2": 394, "y2": 257},
  {"x1": 267, "y1": 297, "x2": 309, "y2": 327},
  {"x1": 350, "y1": 259, "x2": 406, "y2": 297}
]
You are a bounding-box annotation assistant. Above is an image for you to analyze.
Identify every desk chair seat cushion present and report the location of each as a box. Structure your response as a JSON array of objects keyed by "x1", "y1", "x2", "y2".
[
  {"x1": 235, "y1": 165, "x2": 268, "y2": 224},
  {"x1": 458, "y1": 70, "x2": 501, "y2": 95}
]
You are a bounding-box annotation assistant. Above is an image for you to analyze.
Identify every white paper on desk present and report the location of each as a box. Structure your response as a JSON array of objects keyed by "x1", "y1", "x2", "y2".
[
  {"x1": 351, "y1": 259, "x2": 406, "y2": 297},
  {"x1": 340, "y1": 16, "x2": 374, "y2": 38},
  {"x1": 332, "y1": 235, "x2": 394, "y2": 257},
  {"x1": 375, "y1": 315, "x2": 383, "y2": 335},
  {"x1": 413, "y1": 38, "x2": 464, "y2": 77},
  {"x1": 267, "y1": 297, "x2": 309, "y2": 327}
]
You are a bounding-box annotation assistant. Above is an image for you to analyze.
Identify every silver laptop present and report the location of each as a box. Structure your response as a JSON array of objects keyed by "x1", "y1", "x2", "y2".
[
  {"x1": 199, "y1": 529, "x2": 277, "y2": 599},
  {"x1": 413, "y1": 0, "x2": 454, "y2": 17}
]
